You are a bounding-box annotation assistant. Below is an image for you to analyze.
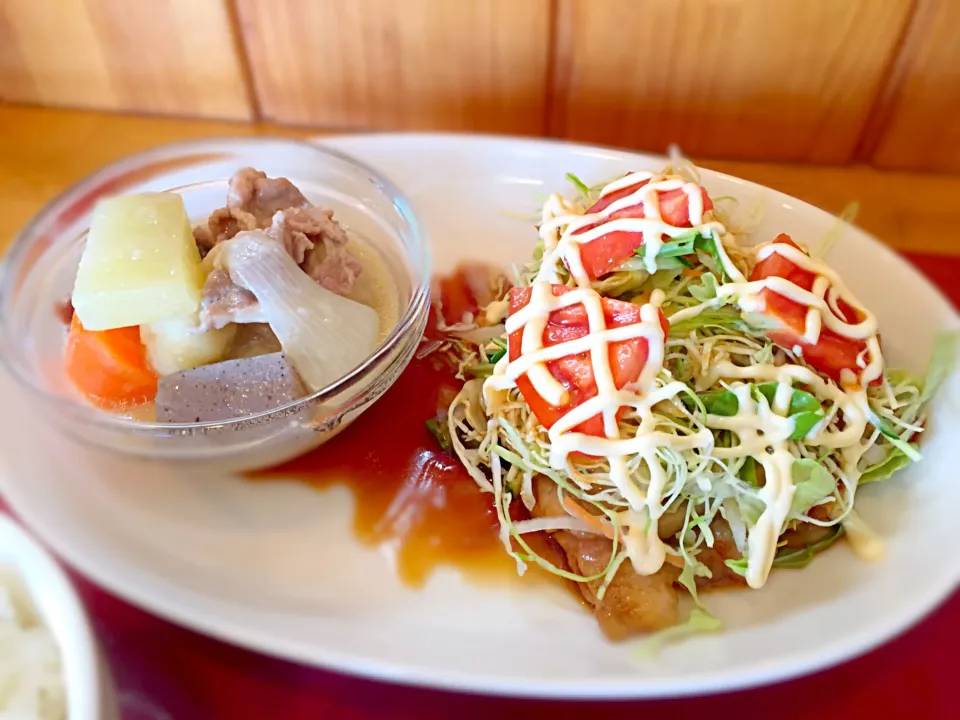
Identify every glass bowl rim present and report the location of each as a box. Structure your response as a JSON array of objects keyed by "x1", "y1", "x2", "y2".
[{"x1": 0, "y1": 135, "x2": 431, "y2": 432}]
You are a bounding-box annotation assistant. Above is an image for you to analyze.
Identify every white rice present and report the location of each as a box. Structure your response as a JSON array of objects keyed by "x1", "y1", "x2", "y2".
[{"x1": 0, "y1": 567, "x2": 66, "y2": 720}]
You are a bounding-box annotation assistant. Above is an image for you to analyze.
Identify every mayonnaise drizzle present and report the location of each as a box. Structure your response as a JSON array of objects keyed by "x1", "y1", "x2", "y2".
[
  {"x1": 484, "y1": 169, "x2": 885, "y2": 587},
  {"x1": 661, "y1": 231, "x2": 887, "y2": 585},
  {"x1": 697, "y1": 362, "x2": 872, "y2": 586},
  {"x1": 706, "y1": 383, "x2": 797, "y2": 588},
  {"x1": 714, "y1": 239, "x2": 884, "y2": 387},
  {"x1": 538, "y1": 172, "x2": 726, "y2": 282},
  {"x1": 485, "y1": 171, "x2": 721, "y2": 574}
]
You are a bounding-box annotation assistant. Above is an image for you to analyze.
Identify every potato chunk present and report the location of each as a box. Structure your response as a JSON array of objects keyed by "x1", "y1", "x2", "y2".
[
  {"x1": 140, "y1": 313, "x2": 237, "y2": 376},
  {"x1": 72, "y1": 193, "x2": 204, "y2": 330}
]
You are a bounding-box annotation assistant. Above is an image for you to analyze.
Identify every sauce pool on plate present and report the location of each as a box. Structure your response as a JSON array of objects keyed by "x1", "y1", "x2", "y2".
[
  {"x1": 252, "y1": 264, "x2": 566, "y2": 590},
  {"x1": 249, "y1": 355, "x2": 515, "y2": 587}
]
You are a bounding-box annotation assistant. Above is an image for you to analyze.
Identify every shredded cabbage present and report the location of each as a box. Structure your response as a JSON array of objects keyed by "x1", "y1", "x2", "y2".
[{"x1": 633, "y1": 607, "x2": 723, "y2": 659}]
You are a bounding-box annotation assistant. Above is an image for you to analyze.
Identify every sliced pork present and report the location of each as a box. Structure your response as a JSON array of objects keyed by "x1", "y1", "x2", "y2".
[
  {"x1": 227, "y1": 167, "x2": 309, "y2": 225},
  {"x1": 531, "y1": 476, "x2": 680, "y2": 640},
  {"x1": 199, "y1": 268, "x2": 264, "y2": 331},
  {"x1": 194, "y1": 168, "x2": 368, "y2": 329}
]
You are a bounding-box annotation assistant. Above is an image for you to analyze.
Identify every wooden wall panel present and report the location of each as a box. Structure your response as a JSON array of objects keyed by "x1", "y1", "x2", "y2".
[
  {"x1": 235, "y1": 0, "x2": 551, "y2": 134},
  {"x1": 0, "y1": 0, "x2": 252, "y2": 120},
  {"x1": 550, "y1": 0, "x2": 912, "y2": 163},
  {"x1": 867, "y1": 1, "x2": 960, "y2": 173}
]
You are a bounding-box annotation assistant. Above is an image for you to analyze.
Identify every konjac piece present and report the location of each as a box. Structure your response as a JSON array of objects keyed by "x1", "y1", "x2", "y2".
[{"x1": 155, "y1": 352, "x2": 307, "y2": 423}]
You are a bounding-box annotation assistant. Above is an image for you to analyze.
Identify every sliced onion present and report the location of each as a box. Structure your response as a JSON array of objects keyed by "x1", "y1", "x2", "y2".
[
  {"x1": 721, "y1": 498, "x2": 747, "y2": 554},
  {"x1": 416, "y1": 339, "x2": 443, "y2": 359},
  {"x1": 462, "y1": 379, "x2": 488, "y2": 432},
  {"x1": 512, "y1": 516, "x2": 599, "y2": 535},
  {"x1": 452, "y1": 324, "x2": 506, "y2": 344},
  {"x1": 213, "y1": 231, "x2": 379, "y2": 391}
]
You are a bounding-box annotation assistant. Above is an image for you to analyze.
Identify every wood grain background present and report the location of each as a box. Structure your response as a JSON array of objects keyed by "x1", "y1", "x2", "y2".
[
  {"x1": 861, "y1": 0, "x2": 960, "y2": 172},
  {"x1": 0, "y1": 0, "x2": 252, "y2": 119},
  {"x1": 550, "y1": 0, "x2": 912, "y2": 163},
  {"x1": 235, "y1": 0, "x2": 551, "y2": 134},
  {"x1": 0, "y1": 0, "x2": 958, "y2": 171}
]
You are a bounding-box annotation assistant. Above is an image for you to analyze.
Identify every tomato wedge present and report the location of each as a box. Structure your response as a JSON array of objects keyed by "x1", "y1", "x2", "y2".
[
  {"x1": 508, "y1": 285, "x2": 668, "y2": 436},
  {"x1": 429, "y1": 263, "x2": 509, "y2": 338},
  {"x1": 437, "y1": 273, "x2": 475, "y2": 327},
  {"x1": 574, "y1": 175, "x2": 713, "y2": 280},
  {"x1": 750, "y1": 234, "x2": 877, "y2": 385}
]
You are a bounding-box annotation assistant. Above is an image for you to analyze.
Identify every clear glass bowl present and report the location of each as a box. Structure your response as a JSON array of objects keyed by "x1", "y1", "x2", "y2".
[{"x1": 0, "y1": 137, "x2": 430, "y2": 471}]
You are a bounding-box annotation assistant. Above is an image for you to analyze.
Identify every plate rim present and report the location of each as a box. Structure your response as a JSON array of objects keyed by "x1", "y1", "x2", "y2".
[{"x1": 2, "y1": 131, "x2": 959, "y2": 699}]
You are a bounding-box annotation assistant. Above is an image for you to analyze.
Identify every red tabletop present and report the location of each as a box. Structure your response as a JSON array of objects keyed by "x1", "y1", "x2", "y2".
[{"x1": 3, "y1": 251, "x2": 958, "y2": 720}]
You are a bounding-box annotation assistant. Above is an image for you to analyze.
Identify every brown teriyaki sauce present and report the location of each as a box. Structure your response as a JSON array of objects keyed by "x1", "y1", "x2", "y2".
[{"x1": 250, "y1": 265, "x2": 560, "y2": 589}]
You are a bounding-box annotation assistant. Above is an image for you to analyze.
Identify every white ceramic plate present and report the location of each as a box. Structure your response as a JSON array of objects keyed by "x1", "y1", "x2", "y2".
[{"x1": 1, "y1": 134, "x2": 958, "y2": 699}]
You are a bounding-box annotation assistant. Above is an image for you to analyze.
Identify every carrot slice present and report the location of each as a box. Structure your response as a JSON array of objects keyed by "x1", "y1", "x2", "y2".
[
  {"x1": 561, "y1": 494, "x2": 616, "y2": 540},
  {"x1": 64, "y1": 315, "x2": 158, "y2": 407}
]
